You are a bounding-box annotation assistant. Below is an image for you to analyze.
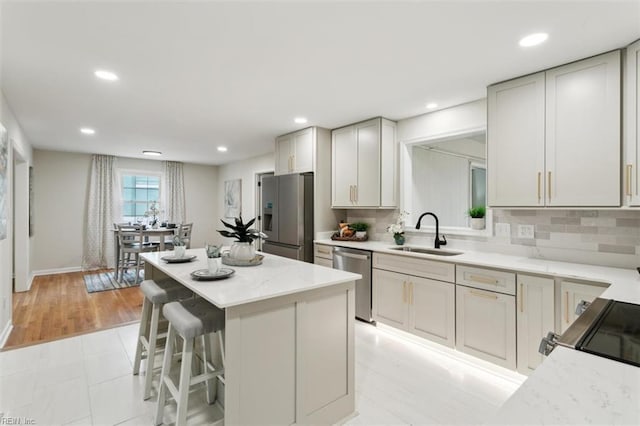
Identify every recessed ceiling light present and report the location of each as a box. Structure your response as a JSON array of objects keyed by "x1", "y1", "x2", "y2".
[
  {"x1": 80, "y1": 127, "x2": 96, "y2": 135},
  {"x1": 142, "y1": 150, "x2": 162, "y2": 156},
  {"x1": 294, "y1": 117, "x2": 308, "y2": 124},
  {"x1": 217, "y1": 146, "x2": 228, "y2": 152},
  {"x1": 94, "y1": 69, "x2": 119, "y2": 81},
  {"x1": 426, "y1": 103, "x2": 438, "y2": 109},
  {"x1": 519, "y1": 33, "x2": 548, "y2": 47}
]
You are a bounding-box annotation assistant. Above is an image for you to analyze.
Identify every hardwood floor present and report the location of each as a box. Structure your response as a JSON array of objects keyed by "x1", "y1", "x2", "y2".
[{"x1": 4, "y1": 270, "x2": 143, "y2": 349}]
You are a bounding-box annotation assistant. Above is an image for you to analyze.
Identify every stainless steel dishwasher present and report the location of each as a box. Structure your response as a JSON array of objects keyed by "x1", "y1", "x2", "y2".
[{"x1": 333, "y1": 246, "x2": 373, "y2": 322}]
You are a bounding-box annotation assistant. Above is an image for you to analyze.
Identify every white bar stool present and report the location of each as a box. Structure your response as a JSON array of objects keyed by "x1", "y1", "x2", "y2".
[
  {"x1": 133, "y1": 279, "x2": 193, "y2": 400},
  {"x1": 154, "y1": 298, "x2": 225, "y2": 426}
]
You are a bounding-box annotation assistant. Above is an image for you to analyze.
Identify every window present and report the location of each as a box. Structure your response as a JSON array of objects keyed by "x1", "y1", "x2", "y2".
[{"x1": 121, "y1": 174, "x2": 161, "y2": 222}]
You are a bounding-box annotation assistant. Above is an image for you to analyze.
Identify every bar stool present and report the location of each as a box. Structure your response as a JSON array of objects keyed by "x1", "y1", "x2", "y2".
[
  {"x1": 133, "y1": 279, "x2": 193, "y2": 400},
  {"x1": 155, "y1": 298, "x2": 225, "y2": 426}
]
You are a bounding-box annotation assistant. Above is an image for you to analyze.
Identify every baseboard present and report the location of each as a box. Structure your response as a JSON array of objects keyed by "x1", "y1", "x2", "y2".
[
  {"x1": 0, "y1": 322, "x2": 13, "y2": 349},
  {"x1": 32, "y1": 266, "x2": 83, "y2": 277}
]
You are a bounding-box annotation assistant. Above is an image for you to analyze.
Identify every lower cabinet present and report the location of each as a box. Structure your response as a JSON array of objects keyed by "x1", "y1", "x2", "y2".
[
  {"x1": 314, "y1": 243, "x2": 333, "y2": 268},
  {"x1": 456, "y1": 285, "x2": 516, "y2": 370},
  {"x1": 516, "y1": 274, "x2": 555, "y2": 375},
  {"x1": 372, "y1": 268, "x2": 455, "y2": 348},
  {"x1": 560, "y1": 280, "x2": 606, "y2": 333}
]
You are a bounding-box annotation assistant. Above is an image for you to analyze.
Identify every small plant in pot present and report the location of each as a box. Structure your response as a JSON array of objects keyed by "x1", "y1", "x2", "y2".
[
  {"x1": 468, "y1": 206, "x2": 486, "y2": 230},
  {"x1": 217, "y1": 215, "x2": 267, "y2": 261},
  {"x1": 172, "y1": 234, "x2": 187, "y2": 258},
  {"x1": 350, "y1": 222, "x2": 369, "y2": 239}
]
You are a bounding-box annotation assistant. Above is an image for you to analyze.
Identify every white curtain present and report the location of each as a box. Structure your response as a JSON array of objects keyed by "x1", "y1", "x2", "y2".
[
  {"x1": 83, "y1": 154, "x2": 117, "y2": 270},
  {"x1": 165, "y1": 161, "x2": 185, "y2": 224}
]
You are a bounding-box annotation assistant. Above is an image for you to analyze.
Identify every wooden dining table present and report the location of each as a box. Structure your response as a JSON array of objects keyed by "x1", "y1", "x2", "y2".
[{"x1": 113, "y1": 227, "x2": 176, "y2": 279}]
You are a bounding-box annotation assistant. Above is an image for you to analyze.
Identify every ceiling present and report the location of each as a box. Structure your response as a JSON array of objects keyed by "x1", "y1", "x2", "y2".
[{"x1": 1, "y1": 1, "x2": 639, "y2": 166}]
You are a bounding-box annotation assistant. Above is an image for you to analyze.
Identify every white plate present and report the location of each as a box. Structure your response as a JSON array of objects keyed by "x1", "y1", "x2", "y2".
[
  {"x1": 161, "y1": 254, "x2": 197, "y2": 263},
  {"x1": 190, "y1": 268, "x2": 235, "y2": 281}
]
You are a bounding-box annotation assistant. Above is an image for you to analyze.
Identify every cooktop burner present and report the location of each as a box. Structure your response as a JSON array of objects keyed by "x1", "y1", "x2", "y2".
[{"x1": 577, "y1": 300, "x2": 640, "y2": 368}]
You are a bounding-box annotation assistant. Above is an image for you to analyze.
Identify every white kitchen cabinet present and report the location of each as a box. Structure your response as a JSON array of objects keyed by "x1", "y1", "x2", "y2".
[
  {"x1": 275, "y1": 127, "x2": 314, "y2": 175},
  {"x1": 516, "y1": 274, "x2": 555, "y2": 375},
  {"x1": 456, "y1": 285, "x2": 516, "y2": 370},
  {"x1": 560, "y1": 280, "x2": 606, "y2": 333},
  {"x1": 314, "y1": 243, "x2": 333, "y2": 268},
  {"x1": 624, "y1": 39, "x2": 640, "y2": 205},
  {"x1": 372, "y1": 268, "x2": 455, "y2": 348},
  {"x1": 372, "y1": 268, "x2": 409, "y2": 330},
  {"x1": 488, "y1": 50, "x2": 621, "y2": 207},
  {"x1": 332, "y1": 118, "x2": 397, "y2": 208},
  {"x1": 488, "y1": 72, "x2": 546, "y2": 206}
]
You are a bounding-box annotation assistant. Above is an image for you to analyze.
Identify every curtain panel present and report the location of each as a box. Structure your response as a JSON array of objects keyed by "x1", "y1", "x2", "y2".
[
  {"x1": 165, "y1": 161, "x2": 185, "y2": 224},
  {"x1": 83, "y1": 154, "x2": 116, "y2": 270}
]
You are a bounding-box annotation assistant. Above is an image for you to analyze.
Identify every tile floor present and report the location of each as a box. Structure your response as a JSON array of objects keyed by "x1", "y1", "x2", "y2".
[{"x1": 0, "y1": 321, "x2": 524, "y2": 425}]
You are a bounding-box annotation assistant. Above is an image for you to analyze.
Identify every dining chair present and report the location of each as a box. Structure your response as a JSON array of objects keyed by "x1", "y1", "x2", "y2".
[
  {"x1": 165, "y1": 223, "x2": 193, "y2": 249},
  {"x1": 117, "y1": 227, "x2": 158, "y2": 283}
]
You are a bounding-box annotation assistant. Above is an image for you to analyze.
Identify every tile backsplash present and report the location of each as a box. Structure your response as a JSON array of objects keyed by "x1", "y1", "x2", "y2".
[{"x1": 345, "y1": 209, "x2": 640, "y2": 268}]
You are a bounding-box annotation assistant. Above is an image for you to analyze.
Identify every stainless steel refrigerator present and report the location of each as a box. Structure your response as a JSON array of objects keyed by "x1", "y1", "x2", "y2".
[{"x1": 261, "y1": 173, "x2": 314, "y2": 262}]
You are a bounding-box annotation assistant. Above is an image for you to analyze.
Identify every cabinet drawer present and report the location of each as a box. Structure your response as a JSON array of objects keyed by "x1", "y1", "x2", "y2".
[
  {"x1": 314, "y1": 256, "x2": 333, "y2": 268},
  {"x1": 373, "y1": 253, "x2": 455, "y2": 282},
  {"x1": 456, "y1": 265, "x2": 516, "y2": 295},
  {"x1": 314, "y1": 244, "x2": 333, "y2": 260}
]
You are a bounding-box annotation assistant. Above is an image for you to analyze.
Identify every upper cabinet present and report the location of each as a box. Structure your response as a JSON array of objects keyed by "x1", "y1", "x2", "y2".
[
  {"x1": 275, "y1": 127, "x2": 314, "y2": 175},
  {"x1": 332, "y1": 117, "x2": 397, "y2": 208},
  {"x1": 624, "y1": 40, "x2": 640, "y2": 206},
  {"x1": 488, "y1": 50, "x2": 621, "y2": 207}
]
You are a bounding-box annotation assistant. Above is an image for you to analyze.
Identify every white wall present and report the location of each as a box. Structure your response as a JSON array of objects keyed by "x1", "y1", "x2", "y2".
[
  {"x1": 32, "y1": 150, "x2": 218, "y2": 272},
  {"x1": 215, "y1": 153, "x2": 275, "y2": 244},
  {"x1": 0, "y1": 88, "x2": 34, "y2": 344}
]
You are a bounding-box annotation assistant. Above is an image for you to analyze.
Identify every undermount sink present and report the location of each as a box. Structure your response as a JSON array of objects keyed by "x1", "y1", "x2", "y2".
[{"x1": 389, "y1": 246, "x2": 463, "y2": 256}]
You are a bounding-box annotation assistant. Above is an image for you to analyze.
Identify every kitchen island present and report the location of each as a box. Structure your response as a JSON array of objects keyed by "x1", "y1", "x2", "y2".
[{"x1": 141, "y1": 248, "x2": 360, "y2": 425}]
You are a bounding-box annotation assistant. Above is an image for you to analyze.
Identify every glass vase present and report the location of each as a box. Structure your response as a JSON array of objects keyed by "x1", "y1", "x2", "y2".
[{"x1": 230, "y1": 241, "x2": 255, "y2": 261}]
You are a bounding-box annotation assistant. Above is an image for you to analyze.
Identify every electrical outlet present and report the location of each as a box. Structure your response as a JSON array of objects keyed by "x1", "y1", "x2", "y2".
[
  {"x1": 517, "y1": 224, "x2": 535, "y2": 239},
  {"x1": 495, "y1": 223, "x2": 511, "y2": 238}
]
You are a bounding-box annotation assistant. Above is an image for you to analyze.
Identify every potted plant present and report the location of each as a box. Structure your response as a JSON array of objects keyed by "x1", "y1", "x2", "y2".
[
  {"x1": 350, "y1": 222, "x2": 369, "y2": 239},
  {"x1": 217, "y1": 215, "x2": 267, "y2": 260},
  {"x1": 387, "y1": 210, "x2": 409, "y2": 245},
  {"x1": 144, "y1": 201, "x2": 162, "y2": 229},
  {"x1": 468, "y1": 206, "x2": 486, "y2": 230},
  {"x1": 172, "y1": 234, "x2": 186, "y2": 258}
]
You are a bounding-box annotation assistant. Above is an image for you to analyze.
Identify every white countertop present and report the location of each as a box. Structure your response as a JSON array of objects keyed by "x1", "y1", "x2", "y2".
[
  {"x1": 141, "y1": 248, "x2": 361, "y2": 309},
  {"x1": 315, "y1": 239, "x2": 640, "y2": 424},
  {"x1": 315, "y1": 239, "x2": 640, "y2": 304}
]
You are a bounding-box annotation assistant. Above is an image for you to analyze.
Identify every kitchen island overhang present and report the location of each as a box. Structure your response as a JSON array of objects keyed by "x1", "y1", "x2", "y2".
[{"x1": 142, "y1": 249, "x2": 361, "y2": 425}]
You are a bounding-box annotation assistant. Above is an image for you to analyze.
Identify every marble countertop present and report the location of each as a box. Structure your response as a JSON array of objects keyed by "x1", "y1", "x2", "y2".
[
  {"x1": 141, "y1": 248, "x2": 361, "y2": 309},
  {"x1": 315, "y1": 239, "x2": 640, "y2": 304},
  {"x1": 315, "y1": 239, "x2": 640, "y2": 424}
]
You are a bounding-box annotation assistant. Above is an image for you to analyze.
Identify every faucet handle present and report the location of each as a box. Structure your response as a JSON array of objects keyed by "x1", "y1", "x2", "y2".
[{"x1": 439, "y1": 235, "x2": 447, "y2": 246}]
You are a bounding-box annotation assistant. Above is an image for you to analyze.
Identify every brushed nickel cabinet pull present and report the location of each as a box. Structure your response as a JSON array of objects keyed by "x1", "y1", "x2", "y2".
[
  {"x1": 402, "y1": 281, "x2": 407, "y2": 303},
  {"x1": 354, "y1": 185, "x2": 358, "y2": 203},
  {"x1": 469, "y1": 274, "x2": 499, "y2": 285},
  {"x1": 627, "y1": 164, "x2": 633, "y2": 197},
  {"x1": 520, "y1": 282, "x2": 524, "y2": 313},
  {"x1": 548, "y1": 171, "x2": 552, "y2": 201},
  {"x1": 469, "y1": 289, "x2": 498, "y2": 300},
  {"x1": 537, "y1": 172, "x2": 541, "y2": 203}
]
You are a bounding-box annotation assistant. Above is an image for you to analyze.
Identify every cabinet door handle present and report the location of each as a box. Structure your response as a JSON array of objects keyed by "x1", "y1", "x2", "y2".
[
  {"x1": 469, "y1": 289, "x2": 498, "y2": 300},
  {"x1": 468, "y1": 274, "x2": 499, "y2": 285},
  {"x1": 626, "y1": 164, "x2": 633, "y2": 197},
  {"x1": 402, "y1": 281, "x2": 407, "y2": 303},
  {"x1": 537, "y1": 172, "x2": 541, "y2": 203},
  {"x1": 548, "y1": 171, "x2": 552, "y2": 201},
  {"x1": 520, "y1": 282, "x2": 524, "y2": 313},
  {"x1": 354, "y1": 185, "x2": 358, "y2": 203},
  {"x1": 317, "y1": 248, "x2": 330, "y2": 255},
  {"x1": 565, "y1": 291, "x2": 569, "y2": 324}
]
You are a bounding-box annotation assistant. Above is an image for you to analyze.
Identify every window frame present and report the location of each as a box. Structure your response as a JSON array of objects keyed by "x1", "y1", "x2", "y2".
[{"x1": 117, "y1": 169, "x2": 164, "y2": 223}]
